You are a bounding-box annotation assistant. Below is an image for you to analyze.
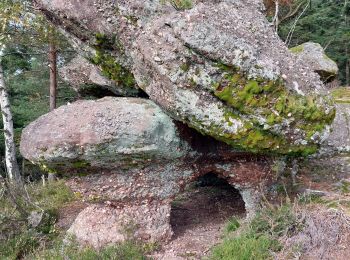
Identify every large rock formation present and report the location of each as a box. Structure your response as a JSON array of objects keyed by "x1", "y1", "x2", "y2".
[
  {"x1": 21, "y1": 97, "x2": 273, "y2": 247},
  {"x1": 22, "y1": 0, "x2": 338, "y2": 249},
  {"x1": 35, "y1": 0, "x2": 335, "y2": 156},
  {"x1": 290, "y1": 42, "x2": 339, "y2": 82}
]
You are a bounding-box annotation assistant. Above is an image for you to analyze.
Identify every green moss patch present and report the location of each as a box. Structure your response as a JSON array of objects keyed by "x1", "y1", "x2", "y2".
[
  {"x1": 289, "y1": 45, "x2": 304, "y2": 54},
  {"x1": 72, "y1": 160, "x2": 91, "y2": 169},
  {"x1": 209, "y1": 63, "x2": 335, "y2": 155},
  {"x1": 90, "y1": 33, "x2": 136, "y2": 88}
]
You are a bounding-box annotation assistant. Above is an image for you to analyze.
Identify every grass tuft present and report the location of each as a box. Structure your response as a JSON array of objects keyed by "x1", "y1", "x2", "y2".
[
  {"x1": 225, "y1": 217, "x2": 240, "y2": 233},
  {"x1": 211, "y1": 234, "x2": 276, "y2": 260},
  {"x1": 211, "y1": 200, "x2": 303, "y2": 260},
  {"x1": 0, "y1": 180, "x2": 150, "y2": 259}
]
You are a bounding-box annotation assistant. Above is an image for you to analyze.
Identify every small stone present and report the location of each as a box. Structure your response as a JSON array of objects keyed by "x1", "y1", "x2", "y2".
[
  {"x1": 154, "y1": 56, "x2": 161, "y2": 62},
  {"x1": 303, "y1": 189, "x2": 327, "y2": 197}
]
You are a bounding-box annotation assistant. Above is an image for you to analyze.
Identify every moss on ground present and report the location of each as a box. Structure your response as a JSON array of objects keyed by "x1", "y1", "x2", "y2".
[{"x1": 331, "y1": 87, "x2": 350, "y2": 103}]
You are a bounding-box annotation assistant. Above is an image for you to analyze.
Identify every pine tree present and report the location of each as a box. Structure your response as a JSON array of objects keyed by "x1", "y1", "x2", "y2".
[{"x1": 278, "y1": 0, "x2": 350, "y2": 85}]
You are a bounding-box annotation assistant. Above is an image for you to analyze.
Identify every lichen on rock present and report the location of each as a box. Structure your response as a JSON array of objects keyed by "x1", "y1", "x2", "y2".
[
  {"x1": 20, "y1": 97, "x2": 189, "y2": 171},
  {"x1": 36, "y1": 0, "x2": 336, "y2": 156},
  {"x1": 20, "y1": 97, "x2": 276, "y2": 246},
  {"x1": 26, "y1": 0, "x2": 341, "y2": 248},
  {"x1": 290, "y1": 42, "x2": 339, "y2": 82}
]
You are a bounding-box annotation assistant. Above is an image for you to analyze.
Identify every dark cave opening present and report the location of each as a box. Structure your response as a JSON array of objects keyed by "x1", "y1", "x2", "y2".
[{"x1": 170, "y1": 172, "x2": 246, "y2": 239}]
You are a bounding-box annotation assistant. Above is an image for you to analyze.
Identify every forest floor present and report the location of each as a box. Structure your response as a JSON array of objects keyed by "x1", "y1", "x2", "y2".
[
  {"x1": 150, "y1": 154, "x2": 350, "y2": 259},
  {"x1": 3, "y1": 154, "x2": 350, "y2": 259},
  {"x1": 56, "y1": 180, "x2": 246, "y2": 260},
  {"x1": 53, "y1": 155, "x2": 350, "y2": 260},
  {"x1": 152, "y1": 184, "x2": 246, "y2": 260}
]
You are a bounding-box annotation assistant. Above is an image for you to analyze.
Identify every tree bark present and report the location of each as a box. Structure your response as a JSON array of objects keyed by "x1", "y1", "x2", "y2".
[
  {"x1": 49, "y1": 42, "x2": 57, "y2": 111},
  {"x1": 48, "y1": 42, "x2": 58, "y2": 182},
  {"x1": 345, "y1": 45, "x2": 349, "y2": 86},
  {"x1": 346, "y1": 58, "x2": 350, "y2": 87},
  {"x1": 273, "y1": 0, "x2": 279, "y2": 32},
  {"x1": 0, "y1": 59, "x2": 21, "y2": 182}
]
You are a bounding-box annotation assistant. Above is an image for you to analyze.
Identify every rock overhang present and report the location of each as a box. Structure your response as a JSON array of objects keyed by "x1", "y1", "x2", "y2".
[{"x1": 34, "y1": 0, "x2": 336, "y2": 156}]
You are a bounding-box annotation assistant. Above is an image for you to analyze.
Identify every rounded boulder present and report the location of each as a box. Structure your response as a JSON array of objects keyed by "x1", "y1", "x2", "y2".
[{"x1": 20, "y1": 97, "x2": 188, "y2": 171}]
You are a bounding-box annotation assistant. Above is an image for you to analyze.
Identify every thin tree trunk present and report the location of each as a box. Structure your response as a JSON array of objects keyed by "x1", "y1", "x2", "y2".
[
  {"x1": 48, "y1": 43, "x2": 58, "y2": 182},
  {"x1": 346, "y1": 58, "x2": 350, "y2": 87},
  {"x1": 49, "y1": 42, "x2": 57, "y2": 111},
  {"x1": 273, "y1": 0, "x2": 280, "y2": 33},
  {"x1": 344, "y1": 1, "x2": 349, "y2": 86},
  {"x1": 0, "y1": 60, "x2": 21, "y2": 182}
]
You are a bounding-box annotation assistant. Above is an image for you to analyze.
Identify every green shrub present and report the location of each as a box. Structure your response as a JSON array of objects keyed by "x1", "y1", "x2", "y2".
[
  {"x1": 250, "y1": 202, "x2": 300, "y2": 238},
  {"x1": 0, "y1": 230, "x2": 40, "y2": 260},
  {"x1": 28, "y1": 180, "x2": 75, "y2": 211},
  {"x1": 0, "y1": 181, "x2": 75, "y2": 259}
]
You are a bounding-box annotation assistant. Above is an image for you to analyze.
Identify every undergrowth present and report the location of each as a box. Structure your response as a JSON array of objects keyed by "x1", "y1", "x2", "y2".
[
  {"x1": 0, "y1": 181, "x2": 74, "y2": 259},
  {"x1": 211, "y1": 200, "x2": 304, "y2": 260},
  {"x1": 0, "y1": 180, "x2": 149, "y2": 259},
  {"x1": 29, "y1": 238, "x2": 147, "y2": 260}
]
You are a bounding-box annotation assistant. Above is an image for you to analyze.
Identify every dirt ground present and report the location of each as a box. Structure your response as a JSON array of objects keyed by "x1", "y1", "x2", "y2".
[
  {"x1": 57, "y1": 176, "x2": 246, "y2": 260},
  {"x1": 151, "y1": 179, "x2": 246, "y2": 260}
]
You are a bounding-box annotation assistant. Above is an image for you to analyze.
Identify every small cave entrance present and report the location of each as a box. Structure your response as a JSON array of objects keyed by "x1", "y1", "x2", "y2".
[{"x1": 170, "y1": 173, "x2": 246, "y2": 242}]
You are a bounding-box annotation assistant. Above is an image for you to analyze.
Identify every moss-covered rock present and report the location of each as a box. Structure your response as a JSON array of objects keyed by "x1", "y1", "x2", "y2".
[
  {"x1": 36, "y1": 0, "x2": 336, "y2": 157},
  {"x1": 59, "y1": 55, "x2": 140, "y2": 97},
  {"x1": 90, "y1": 34, "x2": 136, "y2": 89},
  {"x1": 211, "y1": 64, "x2": 335, "y2": 155}
]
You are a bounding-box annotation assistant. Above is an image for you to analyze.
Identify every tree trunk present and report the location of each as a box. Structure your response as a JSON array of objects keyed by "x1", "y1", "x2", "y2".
[
  {"x1": 49, "y1": 42, "x2": 57, "y2": 111},
  {"x1": 48, "y1": 43, "x2": 58, "y2": 182},
  {"x1": 0, "y1": 62, "x2": 21, "y2": 182},
  {"x1": 273, "y1": 0, "x2": 279, "y2": 33},
  {"x1": 346, "y1": 59, "x2": 349, "y2": 87}
]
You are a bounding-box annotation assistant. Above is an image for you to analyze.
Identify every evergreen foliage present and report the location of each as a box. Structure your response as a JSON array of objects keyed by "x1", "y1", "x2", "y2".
[{"x1": 278, "y1": 0, "x2": 350, "y2": 84}]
